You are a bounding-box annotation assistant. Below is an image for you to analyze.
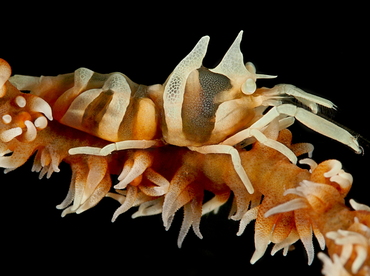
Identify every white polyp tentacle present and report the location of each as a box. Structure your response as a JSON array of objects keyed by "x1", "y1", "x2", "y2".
[
  {"x1": 106, "y1": 190, "x2": 128, "y2": 204},
  {"x1": 291, "y1": 180, "x2": 331, "y2": 199},
  {"x1": 31, "y1": 152, "x2": 43, "y2": 173},
  {"x1": 23, "y1": 120, "x2": 37, "y2": 142},
  {"x1": 202, "y1": 194, "x2": 229, "y2": 216},
  {"x1": 323, "y1": 160, "x2": 342, "y2": 178},
  {"x1": 0, "y1": 127, "x2": 22, "y2": 142},
  {"x1": 0, "y1": 116, "x2": 49, "y2": 144},
  {"x1": 2, "y1": 114, "x2": 12, "y2": 124},
  {"x1": 142, "y1": 168, "x2": 170, "y2": 196},
  {"x1": 323, "y1": 160, "x2": 353, "y2": 190},
  {"x1": 0, "y1": 95, "x2": 51, "y2": 143},
  {"x1": 112, "y1": 185, "x2": 138, "y2": 222},
  {"x1": 283, "y1": 179, "x2": 341, "y2": 210},
  {"x1": 325, "y1": 226, "x2": 370, "y2": 274},
  {"x1": 15, "y1": 95, "x2": 26, "y2": 108},
  {"x1": 334, "y1": 230, "x2": 368, "y2": 246},
  {"x1": 283, "y1": 186, "x2": 305, "y2": 197},
  {"x1": 115, "y1": 151, "x2": 153, "y2": 189},
  {"x1": 313, "y1": 224, "x2": 326, "y2": 251},
  {"x1": 40, "y1": 149, "x2": 51, "y2": 168},
  {"x1": 237, "y1": 206, "x2": 259, "y2": 236},
  {"x1": 330, "y1": 171, "x2": 353, "y2": 190},
  {"x1": 266, "y1": 205, "x2": 327, "y2": 263},
  {"x1": 299, "y1": 158, "x2": 317, "y2": 172},
  {"x1": 340, "y1": 243, "x2": 353, "y2": 265},
  {"x1": 264, "y1": 198, "x2": 308, "y2": 218},
  {"x1": 131, "y1": 198, "x2": 164, "y2": 218},
  {"x1": 28, "y1": 96, "x2": 53, "y2": 121},
  {"x1": 75, "y1": 159, "x2": 108, "y2": 209},
  {"x1": 318, "y1": 253, "x2": 351, "y2": 276},
  {"x1": 117, "y1": 159, "x2": 133, "y2": 184},
  {"x1": 34, "y1": 116, "x2": 48, "y2": 129},
  {"x1": 115, "y1": 164, "x2": 143, "y2": 189},
  {"x1": 271, "y1": 231, "x2": 300, "y2": 257},
  {"x1": 33, "y1": 147, "x2": 61, "y2": 179},
  {"x1": 353, "y1": 246, "x2": 368, "y2": 274}
]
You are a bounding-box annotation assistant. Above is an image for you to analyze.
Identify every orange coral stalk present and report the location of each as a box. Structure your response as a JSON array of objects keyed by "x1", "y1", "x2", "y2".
[{"x1": 1, "y1": 51, "x2": 369, "y2": 276}]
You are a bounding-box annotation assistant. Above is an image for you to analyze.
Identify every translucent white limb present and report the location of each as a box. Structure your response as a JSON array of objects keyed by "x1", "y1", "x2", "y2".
[
  {"x1": 270, "y1": 84, "x2": 336, "y2": 113},
  {"x1": 68, "y1": 140, "x2": 161, "y2": 156},
  {"x1": 221, "y1": 115, "x2": 294, "y2": 146},
  {"x1": 250, "y1": 104, "x2": 361, "y2": 154},
  {"x1": 188, "y1": 144, "x2": 254, "y2": 194},
  {"x1": 221, "y1": 127, "x2": 297, "y2": 164}
]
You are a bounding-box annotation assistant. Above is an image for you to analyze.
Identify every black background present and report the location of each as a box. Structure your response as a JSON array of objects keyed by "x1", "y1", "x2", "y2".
[{"x1": 2, "y1": 3, "x2": 369, "y2": 276}]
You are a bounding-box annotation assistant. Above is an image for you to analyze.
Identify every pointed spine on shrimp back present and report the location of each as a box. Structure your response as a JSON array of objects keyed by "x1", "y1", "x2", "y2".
[
  {"x1": 210, "y1": 30, "x2": 276, "y2": 95},
  {"x1": 162, "y1": 30, "x2": 276, "y2": 147}
]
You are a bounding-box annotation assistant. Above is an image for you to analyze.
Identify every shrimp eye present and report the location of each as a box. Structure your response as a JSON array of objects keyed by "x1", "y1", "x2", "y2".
[{"x1": 242, "y1": 78, "x2": 256, "y2": 94}]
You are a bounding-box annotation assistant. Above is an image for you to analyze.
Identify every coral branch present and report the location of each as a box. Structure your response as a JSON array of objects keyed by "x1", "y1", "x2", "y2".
[{"x1": 1, "y1": 56, "x2": 369, "y2": 276}]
